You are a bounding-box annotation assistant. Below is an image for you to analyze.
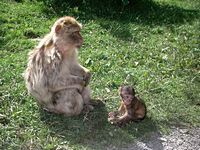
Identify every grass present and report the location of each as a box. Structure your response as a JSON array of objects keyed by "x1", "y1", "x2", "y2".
[{"x1": 0, "y1": 0, "x2": 200, "y2": 149}]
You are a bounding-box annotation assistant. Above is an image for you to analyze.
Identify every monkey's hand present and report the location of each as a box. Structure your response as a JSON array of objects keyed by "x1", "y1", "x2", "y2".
[
  {"x1": 70, "y1": 64, "x2": 91, "y2": 86},
  {"x1": 108, "y1": 117, "x2": 119, "y2": 124},
  {"x1": 108, "y1": 111, "x2": 120, "y2": 124},
  {"x1": 82, "y1": 104, "x2": 94, "y2": 114},
  {"x1": 108, "y1": 114, "x2": 131, "y2": 126},
  {"x1": 108, "y1": 111, "x2": 118, "y2": 118},
  {"x1": 49, "y1": 75, "x2": 86, "y2": 93},
  {"x1": 66, "y1": 75, "x2": 86, "y2": 92},
  {"x1": 83, "y1": 71, "x2": 91, "y2": 87}
]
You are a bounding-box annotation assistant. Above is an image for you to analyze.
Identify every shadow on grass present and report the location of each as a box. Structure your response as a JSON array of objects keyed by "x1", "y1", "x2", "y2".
[
  {"x1": 39, "y1": 101, "x2": 163, "y2": 149},
  {"x1": 41, "y1": 0, "x2": 200, "y2": 40}
]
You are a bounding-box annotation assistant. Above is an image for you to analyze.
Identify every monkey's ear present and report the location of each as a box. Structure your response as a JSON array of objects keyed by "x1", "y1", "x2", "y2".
[
  {"x1": 55, "y1": 24, "x2": 62, "y2": 34},
  {"x1": 78, "y1": 23, "x2": 83, "y2": 29}
]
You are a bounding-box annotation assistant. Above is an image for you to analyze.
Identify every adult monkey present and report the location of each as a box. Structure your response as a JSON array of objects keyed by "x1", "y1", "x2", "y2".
[{"x1": 24, "y1": 16, "x2": 93, "y2": 116}]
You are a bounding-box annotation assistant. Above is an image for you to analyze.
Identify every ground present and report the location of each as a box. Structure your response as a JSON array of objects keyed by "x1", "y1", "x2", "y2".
[{"x1": 115, "y1": 127, "x2": 200, "y2": 150}]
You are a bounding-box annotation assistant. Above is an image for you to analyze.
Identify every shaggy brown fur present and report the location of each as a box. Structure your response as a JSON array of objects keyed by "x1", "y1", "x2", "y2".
[{"x1": 24, "y1": 16, "x2": 92, "y2": 116}]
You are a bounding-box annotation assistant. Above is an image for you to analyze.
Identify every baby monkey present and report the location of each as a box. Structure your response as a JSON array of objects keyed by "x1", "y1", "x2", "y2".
[{"x1": 108, "y1": 85, "x2": 146, "y2": 125}]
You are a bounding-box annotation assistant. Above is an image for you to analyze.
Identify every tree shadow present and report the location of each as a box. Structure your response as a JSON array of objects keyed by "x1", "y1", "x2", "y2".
[
  {"x1": 39, "y1": 100, "x2": 163, "y2": 149},
  {"x1": 41, "y1": 0, "x2": 200, "y2": 40}
]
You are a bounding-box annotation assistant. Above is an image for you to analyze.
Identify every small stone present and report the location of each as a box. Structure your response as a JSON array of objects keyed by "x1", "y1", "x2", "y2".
[
  {"x1": 177, "y1": 139, "x2": 183, "y2": 145},
  {"x1": 160, "y1": 137, "x2": 167, "y2": 142},
  {"x1": 180, "y1": 129, "x2": 189, "y2": 134}
]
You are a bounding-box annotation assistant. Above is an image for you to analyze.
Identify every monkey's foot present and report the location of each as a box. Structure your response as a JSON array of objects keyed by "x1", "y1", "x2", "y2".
[{"x1": 82, "y1": 104, "x2": 94, "y2": 114}]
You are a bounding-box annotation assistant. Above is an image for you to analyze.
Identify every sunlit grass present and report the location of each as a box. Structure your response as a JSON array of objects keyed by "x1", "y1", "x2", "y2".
[{"x1": 0, "y1": 0, "x2": 199, "y2": 149}]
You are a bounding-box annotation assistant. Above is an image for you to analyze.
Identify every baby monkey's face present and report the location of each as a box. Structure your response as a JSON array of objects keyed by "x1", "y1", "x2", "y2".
[{"x1": 119, "y1": 86, "x2": 135, "y2": 106}]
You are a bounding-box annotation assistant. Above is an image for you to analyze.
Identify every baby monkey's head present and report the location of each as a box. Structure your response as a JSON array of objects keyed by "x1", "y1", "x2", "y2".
[{"x1": 119, "y1": 85, "x2": 135, "y2": 106}]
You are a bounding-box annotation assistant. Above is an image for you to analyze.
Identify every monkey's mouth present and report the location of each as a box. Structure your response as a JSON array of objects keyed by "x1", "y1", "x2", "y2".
[{"x1": 124, "y1": 100, "x2": 131, "y2": 105}]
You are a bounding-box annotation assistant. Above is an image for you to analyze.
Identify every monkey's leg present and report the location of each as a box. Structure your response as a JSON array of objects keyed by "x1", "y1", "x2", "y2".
[
  {"x1": 132, "y1": 113, "x2": 145, "y2": 122},
  {"x1": 81, "y1": 86, "x2": 94, "y2": 112},
  {"x1": 132, "y1": 105, "x2": 146, "y2": 121},
  {"x1": 81, "y1": 86, "x2": 91, "y2": 103}
]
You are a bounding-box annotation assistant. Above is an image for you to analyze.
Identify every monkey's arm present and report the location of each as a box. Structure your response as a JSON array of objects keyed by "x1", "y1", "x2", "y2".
[
  {"x1": 117, "y1": 114, "x2": 132, "y2": 124},
  {"x1": 109, "y1": 113, "x2": 131, "y2": 125},
  {"x1": 118, "y1": 102, "x2": 126, "y2": 115},
  {"x1": 70, "y1": 64, "x2": 91, "y2": 86},
  {"x1": 108, "y1": 102, "x2": 125, "y2": 118},
  {"x1": 49, "y1": 75, "x2": 85, "y2": 92}
]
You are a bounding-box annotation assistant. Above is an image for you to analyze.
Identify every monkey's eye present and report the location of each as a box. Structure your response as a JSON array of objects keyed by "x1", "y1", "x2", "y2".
[
  {"x1": 125, "y1": 96, "x2": 129, "y2": 99},
  {"x1": 125, "y1": 94, "x2": 132, "y2": 99},
  {"x1": 63, "y1": 22, "x2": 68, "y2": 25},
  {"x1": 122, "y1": 95, "x2": 128, "y2": 99}
]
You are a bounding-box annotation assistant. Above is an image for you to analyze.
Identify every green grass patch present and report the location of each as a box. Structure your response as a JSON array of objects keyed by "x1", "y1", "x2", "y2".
[{"x1": 0, "y1": 0, "x2": 200, "y2": 149}]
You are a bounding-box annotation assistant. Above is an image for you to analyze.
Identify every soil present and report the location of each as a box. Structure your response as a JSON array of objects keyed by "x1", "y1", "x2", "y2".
[{"x1": 108, "y1": 127, "x2": 200, "y2": 150}]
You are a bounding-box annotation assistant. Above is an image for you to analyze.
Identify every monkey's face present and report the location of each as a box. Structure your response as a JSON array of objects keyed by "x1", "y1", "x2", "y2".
[
  {"x1": 60, "y1": 25, "x2": 83, "y2": 49},
  {"x1": 121, "y1": 93, "x2": 134, "y2": 106},
  {"x1": 120, "y1": 86, "x2": 135, "y2": 106},
  {"x1": 54, "y1": 16, "x2": 83, "y2": 50},
  {"x1": 68, "y1": 30, "x2": 83, "y2": 48}
]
